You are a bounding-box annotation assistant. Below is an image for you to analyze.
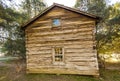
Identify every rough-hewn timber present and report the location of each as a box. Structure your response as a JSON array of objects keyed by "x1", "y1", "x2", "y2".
[{"x1": 25, "y1": 6, "x2": 99, "y2": 76}]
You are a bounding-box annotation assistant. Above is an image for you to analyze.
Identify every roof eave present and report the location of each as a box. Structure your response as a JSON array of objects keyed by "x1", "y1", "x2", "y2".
[{"x1": 21, "y1": 3, "x2": 101, "y2": 29}]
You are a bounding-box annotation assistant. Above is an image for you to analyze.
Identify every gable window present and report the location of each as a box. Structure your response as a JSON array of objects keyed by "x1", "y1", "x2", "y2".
[
  {"x1": 52, "y1": 18, "x2": 61, "y2": 27},
  {"x1": 53, "y1": 47, "x2": 64, "y2": 63}
]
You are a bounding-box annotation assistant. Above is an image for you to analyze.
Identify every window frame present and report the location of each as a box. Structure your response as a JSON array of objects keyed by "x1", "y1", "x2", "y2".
[
  {"x1": 52, "y1": 47, "x2": 65, "y2": 65},
  {"x1": 52, "y1": 18, "x2": 61, "y2": 28}
]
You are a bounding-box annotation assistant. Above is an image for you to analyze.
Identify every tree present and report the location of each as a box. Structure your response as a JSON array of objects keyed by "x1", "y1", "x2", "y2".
[
  {"x1": 21, "y1": 0, "x2": 47, "y2": 18},
  {"x1": 0, "y1": 0, "x2": 27, "y2": 59},
  {"x1": 99, "y1": 3, "x2": 120, "y2": 54},
  {"x1": 108, "y1": 2, "x2": 120, "y2": 25},
  {"x1": 0, "y1": 0, "x2": 47, "y2": 59},
  {"x1": 74, "y1": 0, "x2": 88, "y2": 11},
  {"x1": 74, "y1": 0, "x2": 120, "y2": 67},
  {"x1": 74, "y1": 0, "x2": 109, "y2": 51}
]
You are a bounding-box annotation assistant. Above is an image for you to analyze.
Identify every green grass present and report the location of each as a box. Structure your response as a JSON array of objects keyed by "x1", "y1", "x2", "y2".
[
  {"x1": 0, "y1": 60, "x2": 120, "y2": 81},
  {"x1": 100, "y1": 69, "x2": 120, "y2": 81}
]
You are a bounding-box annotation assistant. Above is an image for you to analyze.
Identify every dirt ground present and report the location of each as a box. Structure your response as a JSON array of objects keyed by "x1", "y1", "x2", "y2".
[{"x1": 0, "y1": 59, "x2": 120, "y2": 81}]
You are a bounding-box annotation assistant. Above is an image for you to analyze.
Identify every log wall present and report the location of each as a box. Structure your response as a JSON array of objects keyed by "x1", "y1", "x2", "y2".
[{"x1": 25, "y1": 7, "x2": 99, "y2": 76}]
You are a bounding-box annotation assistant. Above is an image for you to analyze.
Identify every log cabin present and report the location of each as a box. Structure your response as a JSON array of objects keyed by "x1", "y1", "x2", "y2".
[{"x1": 22, "y1": 3, "x2": 100, "y2": 76}]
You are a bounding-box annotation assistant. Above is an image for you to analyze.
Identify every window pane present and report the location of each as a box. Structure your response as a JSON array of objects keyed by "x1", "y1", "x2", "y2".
[
  {"x1": 53, "y1": 19, "x2": 61, "y2": 26},
  {"x1": 54, "y1": 47, "x2": 63, "y2": 62},
  {"x1": 55, "y1": 56, "x2": 63, "y2": 61},
  {"x1": 55, "y1": 47, "x2": 62, "y2": 55}
]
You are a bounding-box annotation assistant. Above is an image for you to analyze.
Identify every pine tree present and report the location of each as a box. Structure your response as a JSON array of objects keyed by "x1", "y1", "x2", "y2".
[
  {"x1": 22, "y1": 0, "x2": 47, "y2": 18},
  {"x1": 0, "y1": 0, "x2": 27, "y2": 59}
]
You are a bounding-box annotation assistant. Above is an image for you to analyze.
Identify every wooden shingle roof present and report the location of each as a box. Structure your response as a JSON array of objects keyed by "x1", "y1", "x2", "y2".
[{"x1": 22, "y1": 3, "x2": 100, "y2": 29}]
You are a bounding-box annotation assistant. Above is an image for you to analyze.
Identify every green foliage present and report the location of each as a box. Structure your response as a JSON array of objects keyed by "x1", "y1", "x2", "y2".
[
  {"x1": 0, "y1": 0, "x2": 47, "y2": 59},
  {"x1": 0, "y1": 1, "x2": 26, "y2": 59},
  {"x1": 98, "y1": 24, "x2": 120, "y2": 54},
  {"x1": 75, "y1": 0, "x2": 120, "y2": 55},
  {"x1": 21, "y1": 0, "x2": 47, "y2": 18},
  {"x1": 108, "y1": 2, "x2": 120, "y2": 25},
  {"x1": 1, "y1": 27, "x2": 26, "y2": 59},
  {"x1": 75, "y1": 0, "x2": 109, "y2": 19},
  {"x1": 98, "y1": 3, "x2": 120, "y2": 54}
]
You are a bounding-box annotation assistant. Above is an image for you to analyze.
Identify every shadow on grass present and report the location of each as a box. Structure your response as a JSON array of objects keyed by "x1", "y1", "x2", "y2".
[{"x1": 0, "y1": 60, "x2": 120, "y2": 81}]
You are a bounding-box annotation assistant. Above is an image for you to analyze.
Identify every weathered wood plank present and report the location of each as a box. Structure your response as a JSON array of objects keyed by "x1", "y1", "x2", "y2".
[
  {"x1": 27, "y1": 25, "x2": 93, "y2": 34},
  {"x1": 27, "y1": 31, "x2": 93, "y2": 40},
  {"x1": 65, "y1": 53, "x2": 96, "y2": 57},
  {"x1": 27, "y1": 65, "x2": 98, "y2": 71},
  {"x1": 27, "y1": 21, "x2": 94, "y2": 31},
  {"x1": 25, "y1": 6, "x2": 99, "y2": 76},
  {"x1": 26, "y1": 30, "x2": 94, "y2": 38},
  {"x1": 26, "y1": 41, "x2": 94, "y2": 48},
  {"x1": 27, "y1": 37, "x2": 93, "y2": 45},
  {"x1": 26, "y1": 45, "x2": 93, "y2": 51},
  {"x1": 70, "y1": 61, "x2": 96, "y2": 66}
]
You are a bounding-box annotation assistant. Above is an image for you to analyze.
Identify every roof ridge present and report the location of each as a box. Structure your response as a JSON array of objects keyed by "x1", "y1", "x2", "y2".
[
  {"x1": 22, "y1": 3, "x2": 100, "y2": 29},
  {"x1": 53, "y1": 3, "x2": 98, "y2": 18}
]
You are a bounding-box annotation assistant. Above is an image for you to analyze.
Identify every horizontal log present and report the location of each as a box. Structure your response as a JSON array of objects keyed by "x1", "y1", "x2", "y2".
[
  {"x1": 61, "y1": 15, "x2": 83, "y2": 20},
  {"x1": 68, "y1": 59, "x2": 96, "y2": 62},
  {"x1": 67, "y1": 56, "x2": 95, "y2": 60},
  {"x1": 26, "y1": 40, "x2": 94, "y2": 47},
  {"x1": 65, "y1": 45, "x2": 93, "y2": 49},
  {"x1": 27, "y1": 64, "x2": 98, "y2": 70},
  {"x1": 27, "y1": 31, "x2": 93, "y2": 41},
  {"x1": 27, "y1": 48, "x2": 94, "y2": 55},
  {"x1": 65, "y1": 53, "x2": 97, "y2": 57},
  {"x1": 27, "y1": 60, "x2": 98, "y2": 68},
  {"x1": 27, "y1": 25, "x2": 93, "y2": 35},
  {"x1": 70, "y1": 61, "x2": 96, "y2": 66},
  {"x1": 26, "y1": 45, "x2": 93, "y2": 51},
  {"x1": 63, "y1": 16, "x2": 92, "y2": 21},
  {"x1": 27, "y1": 40, "x2": 93, "y2": 46},
  {"x1": 27, "y1": 36, "x2": 93, "y2": 44},
  {"x1": 62, "y1": 23, "x2": 94, "y2": 30},
  {"x1": 27, "y1": 49, "x2": 94, "y2": 55},
  {"x1": 46, "y1": 11, "x2": 65, "y2": 17},
  {"x1": 66, "y1": 48, "x2": 93, "y2": 52},
  {"x1": 27, "y1": 52, "x2": 96, "y2": 57},
  {"x1": 27, "y1": 40, "x2": 93, "y2": 45},
  {"x1": 35, "y1": 14, "x2": 79, "y2": 23},
  {"x1": 26, "y1": 21, "x2": 94, "y2": 32},
  {"x1": 31, "y1": 20, "x2": 94, "y2": 30},
  {"x1": 27, "y1": 34, "x2": 93, "y2": 41},
  {"x1": 27, "y1": 68, "x2": 99, "y2": 76},
  {"x1": 35, "y1": 20, "x2": 50, "y2": 24},
  {"x1": 34, "y1": 16, "x2": 84, "y2": 25},
  {"x1": 63, "y1": 21, "x2": 94, "y2": 26}
]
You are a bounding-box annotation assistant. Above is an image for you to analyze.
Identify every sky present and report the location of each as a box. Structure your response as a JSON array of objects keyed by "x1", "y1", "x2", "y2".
[{"x1": 110, "y1": 0, "x2": 120, "y2": 5}]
